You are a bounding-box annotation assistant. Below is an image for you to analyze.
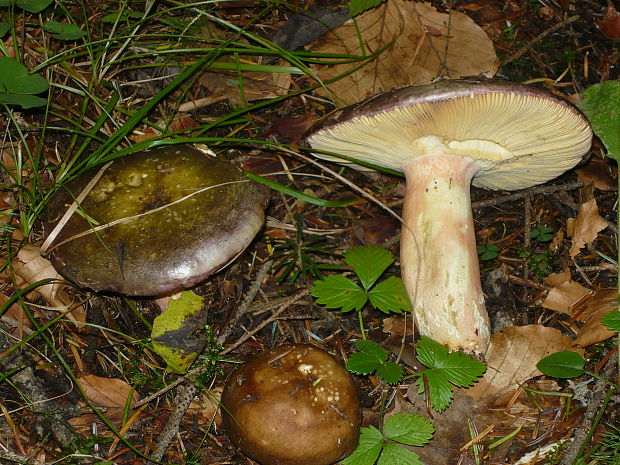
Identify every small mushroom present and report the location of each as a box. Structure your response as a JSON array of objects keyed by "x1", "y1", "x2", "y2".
[
  {"x1": 42, "y1": 145, "x2": 269, "y2": 296},
  {"x1": 221, "y1": 344, "x2": 361, "y2": 465},
  {"x1": 306, "y1": 80, "x2": 592, "y2": 353}
]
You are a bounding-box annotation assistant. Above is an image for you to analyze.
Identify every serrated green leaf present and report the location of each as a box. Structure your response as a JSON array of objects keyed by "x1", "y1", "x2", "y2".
[
  {"x1": 342, "y1": 426, "x2": 384, "y2": 465},
  {"x1": 536, "y1": 351, "x2": 586, "y2": 378},
  {"x1": 0, "y1": 94, "x2": 47, "y2": 108},
  {"x1": 356, "y1": 339, "x2": 389, "y2": 359},
  {"x1": 377, "y1": 442, "x2": 423, "y2": 465},
  {"x1": 311, "y1": 275, "x2": 367, "y2": 312},
  {"x1": 602, "y1": 310, "x2": 620, "y2": 332},
  {"x1": 346, "y1": 351, "x2": 382, "y2": 375},
  {"x1": 383, "y1": 413, "x2": 435, "y2": 446},
  {"x1": 0, "y1": 57, "x2": 49, "y2": 95},
  {"x1": 376, "y1": 361, "x2": 403, "y2": 384},
  {"x1": 43, "y1": 21, "x2": 86, "y2": 40},
  {"x1": 415, "y1": 336, "x2": 448, "y2": 368},
  {"x1": 344, "y1": 246, "x2": 394, "y2": 290},
  {"x1": 368, "y1": 276, "x2": 412, "y2": 313},
  {"x1": 0, "y1": 23, "x2": 10, "y2": 37},
  {"x1": 418, "y1": 370, "x2": 454, "y2": 412},
  {"x1": 0, "y1": 0, "x2": 53, "y2": 13},
  {"x1": 349, "y1": 0, "x2": 386, "y2": 17},
  {"x1": 434, "y1": 352, "x2": 487, "y2": 387},
  {"x1": 578, "y1": 81, "x2": 620, "y2": 162}
]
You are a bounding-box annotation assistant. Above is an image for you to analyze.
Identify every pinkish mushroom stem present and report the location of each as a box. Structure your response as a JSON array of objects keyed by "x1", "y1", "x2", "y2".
[{"x1": 400, "y1": 154, "x2": 491, "y2": 353}]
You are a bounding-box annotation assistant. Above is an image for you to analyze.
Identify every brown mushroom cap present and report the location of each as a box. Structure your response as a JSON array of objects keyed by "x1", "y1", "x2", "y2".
[
  {"x1": 42, "y1": 145, "x2": 269, "y2": 296},
  {"x1": 221, "y1": 344, "x2": 361, "y2": 465},
  {"x1": 307, "y1": 79, "x2": 592, "y2": 190}
]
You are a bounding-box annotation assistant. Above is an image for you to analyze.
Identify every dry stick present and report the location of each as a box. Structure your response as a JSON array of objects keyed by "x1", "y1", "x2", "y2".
[
  {"x1": 501, "y1": 15, "x2": 580, "y2": 66},
  {"x1": 471, "y1": 180, "x2": 583, "y2": 209},
  {"x1": 216, "y1": 259, "x2": 273, "y2": 345},
  {"x1": 144, "y1": 291, "x2": 307, "y2": 463}
]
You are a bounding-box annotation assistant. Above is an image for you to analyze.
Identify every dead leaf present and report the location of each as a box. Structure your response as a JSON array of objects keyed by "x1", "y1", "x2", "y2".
[
  {"x1": 188, "y1": 387, "x2": 223, "y2": 426},
  {"x1": 576, "y1": 155, "x2": 617, "y2": 191},
  {"x1": 597, "y1": 1, "x2": 620, "y2": 40},
  {"x1": 575, "y1": 288, "x2": 618, "y2": 347},
  {"x1": 382, "y1": 316, "x2": 414, "y2": 338},
  {"x1": 542, "y1": 269, "x2": 592, "y2": 315},
  {"x1": 567, "y1": 198, "x2": 608, "y2": 257},
  {"x1": 79, "y1": 374, "x2": 138, "y2": 408},
  {"x1": 12, "y1": 245, "x2": 86, "y2": 322},
  {"x1": 468, "y1": 325, "x2": 583, "y2": 400},
  {"x1": 311, "y1": 0, "x2": 498, "y2": 105}
]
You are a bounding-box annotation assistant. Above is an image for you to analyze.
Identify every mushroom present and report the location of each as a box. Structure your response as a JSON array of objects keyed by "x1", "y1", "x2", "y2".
[
  {"x1": 41, "y1": 145, "x2": 269, "y2": 296},
  {"x1": 306, "y1": 79, "x2": 592, "y2": 353},
  {"x1": 221, "y1": 343, "x2": 361, "y2": 465}
]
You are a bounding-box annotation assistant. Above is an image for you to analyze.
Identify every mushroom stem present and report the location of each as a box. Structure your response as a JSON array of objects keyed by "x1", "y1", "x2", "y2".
[{"x1": 400, "y1": 154, "x2": 491, "y2": 353}]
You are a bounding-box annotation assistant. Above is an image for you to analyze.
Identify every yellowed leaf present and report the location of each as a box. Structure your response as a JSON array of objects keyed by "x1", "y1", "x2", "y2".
[
  {"x1": 79, "y1": 374, "x2": 138, "y2": 408},
  {"x1": 575, "y1": 288, "x2": 618, "y2": 347},
  {"x1": 542, "y1": 269, "x2": 592, "y2": 315},
  {"x1": 567, "y1": 198, "x2": 608, "y2": 257},
  {"x1": 311, "y1": 0, "x2": 498, "y2": 105},
  {"x1": 468, "y1": 325, "x2": 583, "y2": 400}
]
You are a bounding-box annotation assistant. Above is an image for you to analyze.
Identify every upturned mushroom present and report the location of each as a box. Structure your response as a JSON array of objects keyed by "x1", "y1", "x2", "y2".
[
  {"x1": 221, "y1": 343, "x2": 361, "y2": 465},
  {"x1": 306, "y1": 79, "x2": 592, "y2": 353},
  {"x1": 41, "y1": 145, "x2": 269, "y2": 296}
]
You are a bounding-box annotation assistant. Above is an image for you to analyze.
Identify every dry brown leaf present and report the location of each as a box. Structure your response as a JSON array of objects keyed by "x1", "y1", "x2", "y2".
[
  {"x1": 575, "y1": 288, "x2": 618, "y2": 347},
  {"x1": 79, "y1": 374, "x2": 138, "y2": 408},
  {"x1": 468, "y1": 325, "x2": 583, "y2": 400},
  {"x1": 188, "y1": 386, "x2": 223, "y2": 426},
  {"x1": 12, "y1": 244, "x2": 86, "y2": 322},
  {"x1": 567, "y1": 198, "x2": 608, "y2": 257},
  {"x1": 542, "y1": 269, "x2": 592, "y2": 315},
  {"x1": 311, "y1": 0, "x2": 498, "y2": 105}
]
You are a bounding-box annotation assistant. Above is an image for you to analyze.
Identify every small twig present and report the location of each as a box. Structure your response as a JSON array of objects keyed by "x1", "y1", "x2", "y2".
[
  {"x1": 0, "y1": 450, "x2": 50, "y2": 465},
  {"x1": 471, "y1": 181, "x2": 583, "y2": 209},
  {"x1": 501, "y1": 15, "x2": 580, "y2": 66},
  {"x1": 216, "y1": 259, "x2": 273, "y2": 345}
]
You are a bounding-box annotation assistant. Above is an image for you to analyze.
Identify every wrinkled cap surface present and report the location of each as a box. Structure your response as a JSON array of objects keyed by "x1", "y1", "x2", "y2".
[
  {"x1": 306, "y1": 79, "x2": 593, "y2": 190},
  {"x1": 43, "y1": 145, "x2": 269, "y2": 296}
]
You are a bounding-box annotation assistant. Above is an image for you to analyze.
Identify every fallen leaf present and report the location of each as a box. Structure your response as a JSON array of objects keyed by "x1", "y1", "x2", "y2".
[
  {"x1": 79, "y1": 374, "x2": 138, "y2": 408},
  {"x1": 597, "y1": 1, "x2": 620, "y2": 40},
  {"x1": 12, "y1": 244, "x2": 86, "y2": 322},
  {"x1": 382, "y1": 316, "x2": 414, "y2": 338},
  {"x1": 468, "y1": 325, "x2": 583, "y2": 400},
  {"x1": 574, "y1": 288, "x2": 618, "y2": 346},
  {"x1": 567, "y1": 198, "x2": 608, "y2": 257},
  {"x1": 542, "y1": 269, "x2": 592, "y2": 315},
  {"x1": 576, "y1": 155, "x2": 617, "y2": 191},
  {"x1": 188, "y1": 387, "x2": 223, "y2": 426},
  {"x1": 311, "y1": 0, "x2": 498, "y2": 105}
]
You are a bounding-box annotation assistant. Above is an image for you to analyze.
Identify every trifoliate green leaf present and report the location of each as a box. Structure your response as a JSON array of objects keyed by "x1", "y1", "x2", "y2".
[
  {"x1": 378, "y1": 442, "x2": 423, "y2": 465},
  {"x1": 376, "y1": 361, "x2": 403, "y2": 384},
  {"x1": 536, "y1": 351, "x2": 586, "y2": 378},
  {"x1": 418, "y1": 370, "x2": 454, "y2": 412},
  {"x1": 383, "y1": 413, "x2": 435, "y2": 446},
  {"x1": 415, "y1": 336, "x2": 448, "y2": 367},
  {"x1": 0, "y1": 57, "x2": 48, "y2": 95},
  {"x1": 349, "y1": 0, "x2": 386, "y2": 17},
  {"x1": 43, "y1": 21, "x2": 86, "y2": 40},
  {"x1": 311, "y1": 275, "x2": 367, "y2": 312},
  {"x1": 602, "y1": 310, "x2": 620, "y2": 332},
  {"x1": 344, "y1": 246, "x2": 394, "y2": 290},
  {"x1": 368, "y1": 276, "x2": 412, "y2": 313},
  {"x1": 578, "y1": 81, "x2": 620, "y2": 162},
  {"x1": 417, "y1": 336, "x2": 486, "y2": 387},
  {"x1": 0, "y1": 0, "x2": 53, "y2": 13},
  {"x1": 346, "y1": 340, "x2": 388, "y2": 374},
  {"x1": 342, "y1": 425, "x2": 384, "y2": 465}
]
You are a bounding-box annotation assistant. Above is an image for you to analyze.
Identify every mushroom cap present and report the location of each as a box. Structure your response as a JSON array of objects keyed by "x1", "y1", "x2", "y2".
[
  {"x1": 221, "y1": 344, "x2": 361, "y2": 465},
  {"x1": 42, "y1": 145, "x2": 269, "y2": 296},
  {"x1": 306, "y1": 79, "x2": 592, "y2": 190}
]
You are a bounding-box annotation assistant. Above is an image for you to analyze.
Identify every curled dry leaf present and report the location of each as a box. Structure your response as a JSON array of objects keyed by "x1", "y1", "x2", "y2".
[
  {"x1": 596, "y1": 1, "x2": 620, "y2": 40},
  {"x1": 468, "y1": 325, "x2": 583, "y2": 400},
  {"x1": 542, "y1": 269, "x2": 592, "y2": 315},
  {"x1": 79, "y1": 374, "x2": 139, "y2": 408},
  {"x1": 311, "y1": 0, "x2": 498, "y2": 105},
  {"x1": 567, "y1": 198, "x2": 608, "y2": 257},
  {"x1": 12, "y1": 244, "x2": 86, "y2": 322},
  {"x1": 574, "y1": 288, "x2": 618, "y2": 347}
]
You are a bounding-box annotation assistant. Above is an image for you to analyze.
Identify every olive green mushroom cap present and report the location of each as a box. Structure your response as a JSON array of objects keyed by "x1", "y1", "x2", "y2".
[
  {"x1": 306, "y1": 79, "x2": 593, "y2": 191},
  {"x1": 42, "y1": 145, "x2": 269, "y2": 296}
]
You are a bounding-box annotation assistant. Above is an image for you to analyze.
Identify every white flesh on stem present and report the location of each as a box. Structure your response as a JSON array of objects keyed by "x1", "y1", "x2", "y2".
[{"x1": 400, "y1": 154, "x2": 491, "y2": 353}]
